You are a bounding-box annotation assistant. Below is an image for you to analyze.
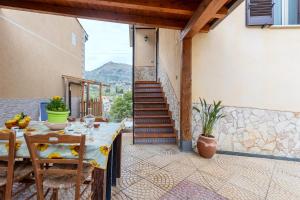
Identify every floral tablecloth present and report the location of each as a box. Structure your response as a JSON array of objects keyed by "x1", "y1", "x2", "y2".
[{"x1": 0, "y1": 121, "x2": 124, "y2": 170}]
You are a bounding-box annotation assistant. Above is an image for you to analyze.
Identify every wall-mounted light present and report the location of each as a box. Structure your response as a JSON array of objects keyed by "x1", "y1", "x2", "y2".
[{"x1": 144, "y1": 35, "x2": 149, "y2": 42}]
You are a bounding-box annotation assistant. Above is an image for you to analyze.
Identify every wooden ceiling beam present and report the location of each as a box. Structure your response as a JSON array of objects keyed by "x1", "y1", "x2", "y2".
[
  {"x1": 180, "y1": 0, "x2": 229, "y2": 39},
  {"x1": 199, "y1": 24, "x2": 210, "y2": 33},
  {"x1": 66, "y1": 0, "x2": 195, "y2": 16},
  {"x1": 0, "y1": 0, "x2": 186, "y2": 29},
  {"x1": 215, "y1": 7, "x2": 228, "y2": 19}
]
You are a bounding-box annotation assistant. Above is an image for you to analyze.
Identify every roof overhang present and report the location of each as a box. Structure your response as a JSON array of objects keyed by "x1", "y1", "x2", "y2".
[{"x1": 0, "y1": 0, "x2": 242, "y2": 39}]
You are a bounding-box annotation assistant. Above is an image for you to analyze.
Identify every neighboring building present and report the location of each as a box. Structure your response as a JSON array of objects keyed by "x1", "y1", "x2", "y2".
[
  {"x1": 155, "y1": 1, "x2": 300, "y2": 159},
  {"x1": 0, "y1": 9, "x2": 87, "y2": 124}
]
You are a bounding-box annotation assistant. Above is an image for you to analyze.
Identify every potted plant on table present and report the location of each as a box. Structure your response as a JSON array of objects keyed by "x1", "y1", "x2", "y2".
[
  {"x1": 46, "y1": 96, "x2": 70, "y2": 123},
  {"x1": 193, "y1": 98, "x2": 225, "y2": 158}
]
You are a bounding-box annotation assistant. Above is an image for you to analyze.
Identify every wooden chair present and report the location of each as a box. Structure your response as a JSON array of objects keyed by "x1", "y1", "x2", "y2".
[
  {"x1": 0, "y1": 130, "x2": 33, "y2": 200},
  {"x1": 24, "y1": 132, "x2": 92, "y2": 200}
]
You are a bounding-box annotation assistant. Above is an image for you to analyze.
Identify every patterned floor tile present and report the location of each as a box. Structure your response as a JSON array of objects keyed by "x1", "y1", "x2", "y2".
[
  {"x1": 162, "y1": 161, "x2": 197, "y2": 180},
  {"x1": 10, "y1": 133, "x2": 300, "y2": 199},
  {"x1": 122, "y1": 179, "x2": 166, "y2": 200},
  {"x1": 127, "y1": 160, "x2": 160, "y2": 178},
  {"x1": 227, "y1": 172, "x2": 269, "y2": 198},
  {"x1": 187, "y1": 171, "x2": 227, "y2": 191},
  {"x1": 188, "y1": 154, "x2": 216, "y2": 169},
  {"x1": 121, "y1": 155, "x2": 143, "y2": 168},
  {"x1": 274, "y1": 160, "x2": 300, "y2": 178},
  {"x1": 271, "y1": 167, "x2": 300, "y2": 197},
  {"x1": 217, "y1": 183, "x2": 264, "y2": 200},
  {"x1": 266, "y1": 179, "x2": 300, "y2": 200},
  {"x1": 147, "y1": 153, "x2": 183, "y2": 168},
  {"x1": 145, "y1": 168, "x2": 187, "y2": 191},
  {"x1": 116, "y1": 169, "x2": 143, "y2": 190},
  {"x1": 112, "y1": 191, "x2": 132, "y2": 200},
  {"x1": 160, "y1": 180, "x2": 226, "y2": 200},
  {"x1": 198, "y1": 162, "x2": 235, "y2": 181}
]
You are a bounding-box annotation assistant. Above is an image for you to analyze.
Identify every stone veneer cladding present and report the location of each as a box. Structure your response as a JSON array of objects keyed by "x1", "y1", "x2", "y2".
[
  {"x1": 158, "y1": 67, "x2": 180, "y2": 139},
  {"x1": 192, "y1": 103, "x2": 300, "y2": 159},
  {"x1": 0, "y1": 98, "x2": 48, "y2": 125},
  {"x1": 134, "y1": 66, "x2": 156, "y2": 81}
]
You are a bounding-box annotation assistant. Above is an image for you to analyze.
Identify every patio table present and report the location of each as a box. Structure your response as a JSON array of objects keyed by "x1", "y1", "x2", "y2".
[{"x1": 0, "y1": 121, "x2": 124, "y2": 200}]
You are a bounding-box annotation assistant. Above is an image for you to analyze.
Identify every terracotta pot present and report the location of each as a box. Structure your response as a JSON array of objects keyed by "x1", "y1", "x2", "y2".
[{"x1": 197, "y1": 135, "x2": 217, "y2": 158}]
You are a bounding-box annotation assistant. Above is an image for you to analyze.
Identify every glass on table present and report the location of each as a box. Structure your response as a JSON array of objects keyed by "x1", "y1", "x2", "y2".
[{"x1": 84, "y1": 108, "x2": 95, "y2": 134}]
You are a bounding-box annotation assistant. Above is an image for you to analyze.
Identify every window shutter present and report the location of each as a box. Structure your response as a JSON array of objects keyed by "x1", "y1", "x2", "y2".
[{"x1": 246, "y1": 0, "x2": 274, "y2": 25}]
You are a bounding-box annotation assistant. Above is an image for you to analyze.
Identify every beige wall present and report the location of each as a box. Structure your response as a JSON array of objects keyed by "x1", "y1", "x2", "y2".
[
  {"x1": 158, "y1": 29, "x2": 182, "y2": 99},
  {"x1": 0, "y1": 8, "x2": 85, "y2": 99},
  {"x1": 192, "y1": 2, "x2": 300, "y2": 112},
  {"x1": 134, "y1": 29, "x2": 156, "y2": 67}
]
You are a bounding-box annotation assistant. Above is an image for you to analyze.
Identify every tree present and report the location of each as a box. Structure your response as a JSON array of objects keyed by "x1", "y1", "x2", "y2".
[{"x1": 109, "y1": 91, "x2": 132, "y2": 122}]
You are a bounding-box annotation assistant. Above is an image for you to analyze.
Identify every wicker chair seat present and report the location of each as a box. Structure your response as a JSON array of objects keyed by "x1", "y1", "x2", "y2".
[
  {"x1": 0, "y1": 161, "x2": 33, "y2": 187},
  {"x1": 43, "y1": 163, "x2": 93, "y2": 189}
]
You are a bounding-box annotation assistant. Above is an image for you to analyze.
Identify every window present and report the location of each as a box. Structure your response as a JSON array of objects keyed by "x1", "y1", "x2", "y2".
[
  {"x1": 274, "y1": 0, "x2": 300, "y2": 25},
  {"x1": 246, "y1": 0, "x2": 300, "y2": 26}
]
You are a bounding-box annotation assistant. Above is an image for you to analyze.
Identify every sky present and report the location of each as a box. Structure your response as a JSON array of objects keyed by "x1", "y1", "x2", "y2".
[{"x1": 79, "y1": 19, "x2": 132, "y2": 71}]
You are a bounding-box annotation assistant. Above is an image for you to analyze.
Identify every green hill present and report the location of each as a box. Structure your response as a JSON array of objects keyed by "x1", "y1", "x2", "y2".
[{"x1": 84, "y1": 61, "x2": 132, "y2": 84}]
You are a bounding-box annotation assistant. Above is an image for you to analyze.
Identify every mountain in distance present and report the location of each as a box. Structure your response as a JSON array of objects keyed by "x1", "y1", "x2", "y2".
[{"x1": 84, "y1": 61, "x2": 132, "y2": 84}]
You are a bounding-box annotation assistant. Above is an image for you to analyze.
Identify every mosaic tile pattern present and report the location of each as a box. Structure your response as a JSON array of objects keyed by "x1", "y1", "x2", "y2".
[
  {"x1": 160, "y1": 180, "x2": 226, "y2": 200},
  {"x1": 7, "y1": 133, "x2": 300, "y2": 200}
]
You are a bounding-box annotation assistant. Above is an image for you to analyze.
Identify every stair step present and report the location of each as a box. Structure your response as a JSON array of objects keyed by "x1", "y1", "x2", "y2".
[
  {"x1": 134, "y1": 108, "x2": 168, "y2": 111},
  {"x1": 135, "y1": 85, "x2": 161, "y2": 89},
  {"x1": 135, "y1": 84, "x2": 161, "y2": 88},
  {"x1": 134, "y1": 94, "x2": 164, "y2": 98},
  {"x1": 135, "y1": 127, "x2": 174, "y2": 133},
  {"x1": 134, "y1": 110, "x2": 169, "y2": 116},
  {"x1": 135, "y1": 118, "x2": 172, "y2": 124},
  {"x1": 135, "y1": 97, "x2": 165, "y2": 102},
  {"x1": 135, "y1": 88, "x2": 162, "y2": 93},
  {"x1": 135, "y1": 81, "x2": 158, "y2": 84},
  {"x1": 134, "y1": 115, "x2": 170, "y2": 118},
  {"x1": 134, "y1": 102, "x2": 166, "y2": 104},
  {"x1": 134, "y1": 133, "x2": 177, "y2": 138},
  {"x1": 134, "y1": 103, "x2": 167, "y2": 109},
  {"x1": 135, "y1": 124, "x2": 173, "y2": 128}
]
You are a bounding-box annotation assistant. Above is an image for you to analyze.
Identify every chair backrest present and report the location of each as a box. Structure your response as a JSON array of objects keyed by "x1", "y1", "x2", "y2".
[
  {"x1": 24, "y1": 132, "x2": 85, "y2": 200},
  {"x1": 0, "y1": 130, "x2": 16, "y2": 200}
]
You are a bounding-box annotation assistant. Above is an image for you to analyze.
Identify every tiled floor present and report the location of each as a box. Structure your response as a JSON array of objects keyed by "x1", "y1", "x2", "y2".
[
  {"x1": 9, "y1": 133, "x2": 300, "y2": 199},
  {"x1": 112, "y1": 133, "x2": 300, "y2": 200}
]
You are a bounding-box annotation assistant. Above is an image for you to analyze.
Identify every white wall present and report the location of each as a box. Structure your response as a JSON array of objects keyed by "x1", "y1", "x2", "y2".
[{"x1": 192, "y1": 2, "x2": 300, "y2": 112}]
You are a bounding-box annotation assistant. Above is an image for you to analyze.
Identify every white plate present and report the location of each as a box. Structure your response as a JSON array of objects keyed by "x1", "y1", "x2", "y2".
[{"x1": 44, "y1": 121, "x2": 67, "y2": 130}]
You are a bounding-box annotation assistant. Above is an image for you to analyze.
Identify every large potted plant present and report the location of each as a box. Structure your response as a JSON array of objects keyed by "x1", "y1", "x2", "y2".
[
  {"x1": 46, "y1": 96, "x2": 69, "y2": 123},
  {"x1": 193, "y1": 98, "x2": 225, "y2": 158}
]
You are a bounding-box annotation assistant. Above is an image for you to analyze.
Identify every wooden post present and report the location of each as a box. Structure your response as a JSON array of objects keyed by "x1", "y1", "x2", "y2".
[
  {"x1": 99, "y1": 83, "x2": 103, "y2": 116},
  {"x1": 180, "y1": 37, "x2": 192, "y2": 151},
  {"x1": 86, "y1": 82, "x2": 90, "y2": 114},
  {"x1": 63, "y1": 77, "x2": 69, "y2": 109},
  {"x1": 81, "y1": 82, "x2": 85, "y2": 117}
]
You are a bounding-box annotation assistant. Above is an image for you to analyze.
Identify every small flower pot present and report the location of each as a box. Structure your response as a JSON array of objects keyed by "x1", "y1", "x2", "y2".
[
  {"x1": 197, "y1": 134, "x2": 217, "y2": 159},
  {"x1": 46, "y1": 110, "x2": 70, "y2": 123}
]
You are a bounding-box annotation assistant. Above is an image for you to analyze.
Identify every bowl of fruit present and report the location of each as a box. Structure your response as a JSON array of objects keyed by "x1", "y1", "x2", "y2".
[{"x1": 5, "y1": 112, "x2": 31, "y2": 129}]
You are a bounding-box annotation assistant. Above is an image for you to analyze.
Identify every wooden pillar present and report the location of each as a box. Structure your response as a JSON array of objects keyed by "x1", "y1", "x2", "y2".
[
  {"x1": 86, "y1": 82, "x2": 90, "y2": 114},
  {"x1": 81, "y1": 82, "x2": 85, "y2": 117},
  {"x1": 99, "y1": 83, "x2": 103, "y2": 116},
  {"x1": 63, "y1": 77, "x2": 69, "y2": 109},
  {"x1": 180, "y1": 37, "x2": 192, "y2": 151}
]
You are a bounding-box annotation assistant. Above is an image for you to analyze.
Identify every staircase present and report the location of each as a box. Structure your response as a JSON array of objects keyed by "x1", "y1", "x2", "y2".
[{"x1": 133, "y1": 81, "x2": 177, "y2": 144}]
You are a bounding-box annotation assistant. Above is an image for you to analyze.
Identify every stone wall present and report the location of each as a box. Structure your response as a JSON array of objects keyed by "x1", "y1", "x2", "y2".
[
  {"x1": 0, "y1": 98, "x2": 48, "y2": 125},
  {"x1": 0, "y1": 97, "x2": 81, "y2": 125},
  {"x1": 158, "y1": 67, "x2": 180, "y2": 137},
  {"x1": 134, "y1": 66, "x2": 156, "y2": 81},
  {"x1": 192, "y1": 103, "x2": 300, "y2": 159}
]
